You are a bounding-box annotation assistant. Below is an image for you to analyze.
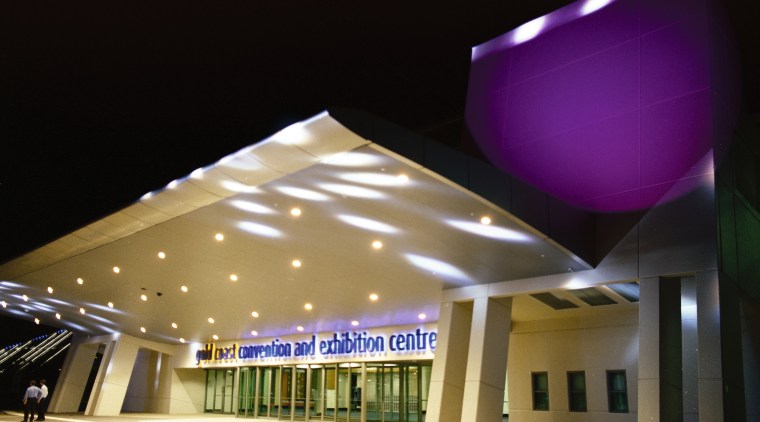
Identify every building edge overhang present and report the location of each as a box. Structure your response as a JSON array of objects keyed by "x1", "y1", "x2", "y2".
[{"x1": 0, "y1": 109, "x2": 595, "y2": 282}]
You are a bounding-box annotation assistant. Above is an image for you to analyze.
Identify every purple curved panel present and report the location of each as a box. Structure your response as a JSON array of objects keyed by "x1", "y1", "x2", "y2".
[{"x1": 466, "y1": 0, "x2": 739, "y2": 212}]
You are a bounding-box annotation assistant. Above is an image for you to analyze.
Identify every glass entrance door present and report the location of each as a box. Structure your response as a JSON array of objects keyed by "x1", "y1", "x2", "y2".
[
  {"x1": 204, "y1": 369, "x2": 235, "y2": 414},
  {"x1": 365, "y1": 363, "x2": 431, "y2": 422}
]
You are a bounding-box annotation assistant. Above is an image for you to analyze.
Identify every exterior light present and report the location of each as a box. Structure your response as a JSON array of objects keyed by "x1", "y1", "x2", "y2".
[
  {"x1": 369, "y1": 293, "x2": 379, "y2": 302},
  {"x1": 113, "y1": 266, "x2": 120, "y2": 274},
  {"x1": 215, "y1": 233, "x2": 224, "y2": 241},
  {"x1": 158, "y1": 251, "x2": 166, "y2": 259}
]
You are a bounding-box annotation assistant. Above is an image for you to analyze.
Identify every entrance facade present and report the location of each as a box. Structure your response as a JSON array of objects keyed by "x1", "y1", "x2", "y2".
[{"x1": 208, "y1": 362, "x2": 431, "y2": 421}]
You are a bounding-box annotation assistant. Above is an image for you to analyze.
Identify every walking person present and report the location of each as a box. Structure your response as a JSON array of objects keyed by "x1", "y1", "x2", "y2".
[
  {"x1": 22, "y1": 380, "x2": 42, "y2": 422},
  {"x1": 36, "y1": 379, "x2": 48, "y2": 421}
]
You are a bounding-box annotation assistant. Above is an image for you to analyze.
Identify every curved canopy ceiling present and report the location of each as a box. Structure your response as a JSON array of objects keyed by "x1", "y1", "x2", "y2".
[{"x1": 0, "y1": 112, "x2": 583, "y2": 344}]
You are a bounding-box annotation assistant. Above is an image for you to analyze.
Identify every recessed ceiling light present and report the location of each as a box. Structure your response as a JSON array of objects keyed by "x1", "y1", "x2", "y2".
[
  {"x1": 80, "y1": 308, "x2": 86, "y2": 315},
  {"x1": 34, "y1": 318, "x2": 40, "y2": 324},
  {"x1": 22, "y1": 295, "x2": 28, "y2": 302},
  {"x1": 113, "y1": 266, "x2": 121, "y2": 274},
  {"x1": 77, "y1": 277, "x2": 84, "y2": 285},
  {"x1": 179, "y1": 338, "x2": 186, "y2": 343},
  {"x1": 251, "y1": 330, "x2": 258, "y2": 336},
  {"x1": 397, "y1": 174, "x2": 410, "y2": 183},
  {"x1": 230, "y1": 274, "x2": 238, "y2": 282},
  {"x1": 292, "y1": 259, "x2": 302, "y2": 268},
  {"x1": 181, "y1": 285, "x2": 188, "y2": 293},
  {"x1": 351, "y1": 320, "x2": 359, "y2": 326},
  {"x1": 47, "y1": 287, "x2": 54, "y2": 294},
  {"x1": 140, "y1": 294, "x2": 148, "y2": 301},
  {"x1": 297, "y1": 326, "x2": 304, "y2": 332},
  {"x1": 372, "y1": 240, "x2": 383, "y2": 249},
  {"x1": 215, "y1": 233, "x2": 224, "y2": 241},
  {"x1": 140, "y1": 327, "x2": 146, "y2": 333},
  {"x1": 418, "y1": 313, "x2": 427, "y2": 320},
  {"x1": 251, "y1": 311, "x2": 259, "y2": 318},
  {"x1": 55, "y1": 313, "x2": 61, "y2": 319},
  {"x1": 0, "y1": 301, "x2": 6, "y2": 308},
  {"x1": 212, "y1": 334, "x2": 219, "y2": 340},
  {"x1": 171, "y1": 322, "x2": 178, "y2": 329},
  {"x1": 158, "y1": 251, "x2": 166, "y2": 259},
  {"x1": 369, "y1": 293, "x2": 379, "y2": 302},
  {"x1": 304, "y1": 303, "x2": 313, "y2": 311},
  {"x1": 480, "y1": 216, "x2": 492, "y2": 225},
  {"x1": 208, "y1": 317, "x2": 215, "y2": 324},
  {"x1": 290, "y1": 207, "x2": 302, "y2": 217},
  {"x1": 108, "y1": 302, "x2": 114, "y2": 308}
]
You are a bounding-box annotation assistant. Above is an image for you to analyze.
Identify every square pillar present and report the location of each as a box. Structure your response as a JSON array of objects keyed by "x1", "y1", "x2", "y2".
[
  {"x1": 460, "y1": 297, "x2": 512, "y2": 422},
  {"x1": 48, "y1": 336, "x2": 99, "y2": 413},
  {"x1": 86, "y1": 336, "x2": 140, "y2": 416},
  {"x1": 426, "y1": 300, "x2": 473, "y2": 422},
  {"x1": 638, "y1": 277, "x2": 661, "y2": 421},
  {"x1": 696, "y1": 270, "x2": 724, "y2": 421}
]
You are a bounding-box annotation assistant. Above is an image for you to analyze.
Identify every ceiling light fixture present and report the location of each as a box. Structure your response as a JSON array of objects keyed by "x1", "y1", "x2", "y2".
[
  {"x1": 290, "y1": 207, "x2": 302, "y2": 217},
  {"x1": 369, "y1": 293, "x2": 379, "y2": 301},
  {"x1": 208, "y1": 317, "x2": 215, "y2": 324},
  {"x1": 113, "y1": 266, "x2": 120, "y2": 274},
  {"x1": 55, "y1": 313, "x2": 61, "y2": 319},
  {"x1": 480, "y1": 216, "x2": 492, "y2": 225},
  {"x1": 158, "y1": 251, "x2": 166, "y2": 259},
  {"x1": 251, "y1": 311, "x2": 259, "y2": 318},
  {"x1": 297, "y1": 326, "x2": 304, "y2": 332},
  {"x1": 34, "y1": 318, "x2": 40, "y2": 324},
  {"x1": 292, "y1": 259, "x2": 302, "y2": 268},
  {"x1": 80, "y1": 308, "x2": 86, "y2": 315},
  {"x1": 108, "y1": 302, "x2": 114, "y2": 308},
  {"x1": 230, "y1": 274, "x2": 238, "y2": 282},
  {"x1": 304, "y1": 303, "x2": 313, "y2": 311},
  {"x1": 47, "y1": 287, "x2": 53, "y2": 294},
  {"x1": 212, "y1": 335, "x2": 219, "y2": 340},
  {"x1": 351, "y1": 320, "x2": 359, "y2": 326},
  {"x1": 179, "y1": 338, "x2": 186, "y2": 343},
  {"x1": 77, "y1": 277, "x2": 84, "y2": 285},
  {"x1": 171, "y1": 322, "x2": 178, "y2": 329},
  {"x1": 22, "y1": 295, "x2": 28, "y2": 302},
  {"x1": 372, "y1": 240, "x2": 383, "y2": 249},
  {"x1": 181, "y1": 285, "x2": 188, "y2": 293},
  {"x1": 251, "y1": 330, "x2": 258, "y2": 336},
  {"x1": 418, "y1": 313, "x2": 427, "y2": 320},
  {"x1": 140, "y1": 294, "x2": 148, "y2": 301},
  {"x1": 140, "y1": 327, "x2": 146, "y2": 333},
  {"x1": 215, "y1": 233, "x2": 224, "y2": 241}
]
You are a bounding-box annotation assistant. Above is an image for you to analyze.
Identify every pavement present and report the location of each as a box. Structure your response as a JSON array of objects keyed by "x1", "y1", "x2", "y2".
[{"x1": 0, "y1": 412, "x2": 238, "y2": 422}]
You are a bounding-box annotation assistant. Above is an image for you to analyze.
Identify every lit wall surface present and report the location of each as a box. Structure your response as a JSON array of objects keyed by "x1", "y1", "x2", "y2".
[{"x1": 466, "y1": 0, "x2": 739, "y2": 212}]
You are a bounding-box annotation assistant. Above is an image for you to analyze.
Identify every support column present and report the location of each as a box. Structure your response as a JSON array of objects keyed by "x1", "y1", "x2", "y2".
[
  {"x1": 638, "y1": 277, "x2": 661, "y2": 421},
  {"x1": 696, "y1": 270, "x2": 724, "y2": 421},
  {"x1": 48, "y1": 336, "x2": 99, "y2": 413},
  {"x1": 460, "y1": 297, "x2": 512, "y2": 422},
  {"x1": 155, "y1": 352, "x2": 174, "y2": 413},
  {"x1": 426, "y1": 301, "x2": 473, "y2": 422},
  {"x1": 85, "y1": 336, "x2": 140, "y2": 416},
  {"x1": 681, "y1": 277, "x2": 699, "y2": 422}
]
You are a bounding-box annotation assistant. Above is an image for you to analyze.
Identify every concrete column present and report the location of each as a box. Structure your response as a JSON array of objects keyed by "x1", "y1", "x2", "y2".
[
  {"x1": 426, "y1": 300, "x2": 473, "y2": 422},
  {"x1": 155, "y1": 352, "x2": 174, "y2": 413},
  {"x1": 48, "y1": 336, "x2": 99, "y2": 413},
  {"x1": 460, "y1": 297, "x2": 512, "y2": 422},
  {"x1": 681, "y1": 277, "x2": 699, "y2": 422},
  {"x1": 696, "y1": 270, "x2": 724, "y2": 421},
  {"x1": 638, "y1": 277, "x2": 661, "y2": 421},
  {"x1": 85, "y1": 336, "x2": 140, "y2": 416}
]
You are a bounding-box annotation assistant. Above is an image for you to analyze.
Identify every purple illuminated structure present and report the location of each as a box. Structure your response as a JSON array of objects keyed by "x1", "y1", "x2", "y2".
[{"x1": 466, "y1": 0, "x2": 740, "y2": 212}]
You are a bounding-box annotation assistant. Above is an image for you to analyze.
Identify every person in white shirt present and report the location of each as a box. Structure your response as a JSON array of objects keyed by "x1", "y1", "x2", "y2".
[
  {"x1": 36, "y1": 379, "x2": 48, "y2": 421},
  {"x1": 21, "y1": 380, "x2": 42, "y2": 422}
]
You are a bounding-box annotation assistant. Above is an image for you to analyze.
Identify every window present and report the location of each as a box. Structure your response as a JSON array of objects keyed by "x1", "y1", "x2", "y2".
[
  {"x1": 532, "y1": 372, "x2": 549, "y2": 410},
  {"x1": 607, "y1": 370, "x2": 628, "y2": 413},
  {"x1": 567, "y1": 371, "x2": 587, "y2": 412}
]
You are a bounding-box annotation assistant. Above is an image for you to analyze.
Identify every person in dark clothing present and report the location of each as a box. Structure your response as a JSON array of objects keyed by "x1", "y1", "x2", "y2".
[{"x1": 22, "y1": 380, "x2": 42, "y2": 422}]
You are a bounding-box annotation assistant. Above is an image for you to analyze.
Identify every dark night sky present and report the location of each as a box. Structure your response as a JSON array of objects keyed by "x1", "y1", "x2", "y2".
[{"x1": 1, "y1": 1, "x2": 759, "y2": 269}]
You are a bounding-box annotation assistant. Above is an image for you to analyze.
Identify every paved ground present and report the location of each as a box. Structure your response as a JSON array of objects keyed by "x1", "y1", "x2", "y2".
[{"x1": 0, "y1": 412, "x2": 237, "y2": 422}]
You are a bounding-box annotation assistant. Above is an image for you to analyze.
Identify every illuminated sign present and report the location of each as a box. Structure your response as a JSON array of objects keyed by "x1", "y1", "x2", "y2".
[{"x1": 195, "y1": 328, "x2": 437, "y2": 365}]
